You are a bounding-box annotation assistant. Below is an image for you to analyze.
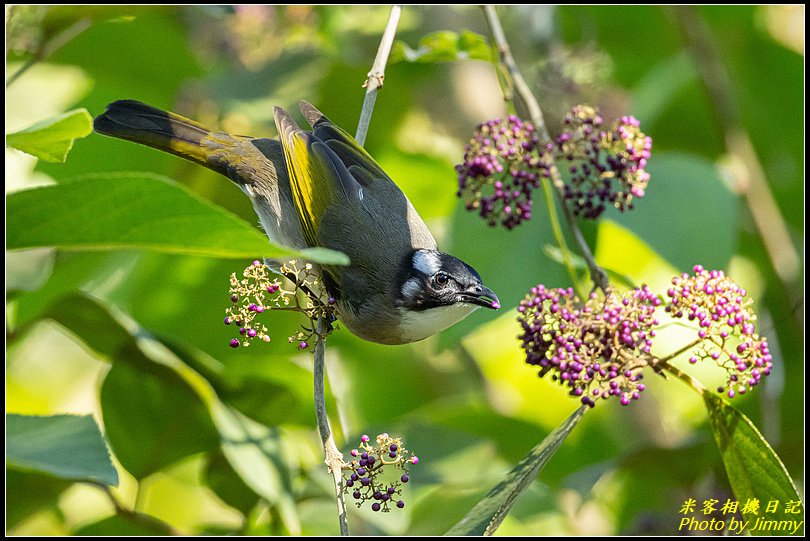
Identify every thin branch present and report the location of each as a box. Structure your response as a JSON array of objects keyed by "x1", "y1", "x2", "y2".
[
  {"x1": 482, "y1": 5, "x2": 547, "y2": 138},
  {"x1": 482, "y1": 5, "x2": 609, "y2": 292},
  {"x1": 355, "y1": 5, "x2": 402, "y2": 146},
  {"x1": 672, "y1": 6, "x2": 800, "y2": 288},
  {"x1": 313, "y1": 317, "x2": 349, "y2": 536}
]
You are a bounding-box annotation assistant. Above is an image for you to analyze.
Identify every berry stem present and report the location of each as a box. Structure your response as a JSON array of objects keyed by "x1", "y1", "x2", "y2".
[
  {"x1": 657, "y1": 338, "x2": 704, "y2": 364},
  {"x1": 660, "y1": 360, "x2": 707, "y2": 396},
  {"x1": 539, "y1": 174, "x2": 585, "y2": 298}
]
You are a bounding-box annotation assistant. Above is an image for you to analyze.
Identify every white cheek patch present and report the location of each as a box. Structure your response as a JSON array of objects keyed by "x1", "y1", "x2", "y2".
[
  {"x1": 402, "y1": 277, "x2": 422, "y2": 300},
  {"x1": 413, "y1": 250, "x2": 441, "y2": 276}
]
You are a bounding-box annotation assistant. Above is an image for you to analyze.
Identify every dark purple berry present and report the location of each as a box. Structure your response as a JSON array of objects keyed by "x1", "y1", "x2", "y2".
[
  {"x1": 224, "y1": 317, "x2": 232, "y2": 325},
  {"x1": 229, "y1": 338, "x2": 239, "y2": 348},
  {"x1": 371, "y1": 503, "x2": 381, "y2": 512},
  {"x1": 361, "y1": 477, "x2": 370, "y2": 486},
  {"x1": 387, "y1": 486, "x2": 396, "y2": 495},
  {"x1": 389, "y1": 451, "x2": 397, "y2": 458},
  {"x1": 400, "y1": 474, "x2": 409, "y2": 483},
  {"x1": 346, "y1": 479, "x2": 354, "y2": 487},
  {"x1": 360, "y1": 452, "x2": 369, "y2": 459},
  {"x1": 353, "y1": 491, "x2": 361, "y2": 499},
  {"x1": 357, "y1": 467, "x2": 366, "y2": 476},
  {"x1": 389, "y1": 444, "x2": 398, "y2": 452},
  {"x1": 397, "y1": 500, "x2": 405, "y2": 509},
  {"x1": 373, "y1": 491, "x2": 382, "y2": 500},
  {"x1": 350, "y1": 473, "x2": 358, "y2": 482}
]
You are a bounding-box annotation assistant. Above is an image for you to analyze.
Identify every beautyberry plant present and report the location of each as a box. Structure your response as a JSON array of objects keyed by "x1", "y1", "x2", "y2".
[
  {"x1": 456, "y1": 105, "x2": 652, "y2": 227},
  {"x1": 517, "y1": 266, "x2": 773, "y2": 407}
]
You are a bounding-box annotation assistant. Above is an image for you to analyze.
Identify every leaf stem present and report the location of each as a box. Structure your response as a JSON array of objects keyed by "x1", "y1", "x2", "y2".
[{"x1": 355, "y1": 5, "x2": 402, "y2": 146}]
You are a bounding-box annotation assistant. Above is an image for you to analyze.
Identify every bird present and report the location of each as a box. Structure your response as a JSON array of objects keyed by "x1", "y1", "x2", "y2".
[{"x1": 93, "y1": 99, "x2": 500, "y2": 345}]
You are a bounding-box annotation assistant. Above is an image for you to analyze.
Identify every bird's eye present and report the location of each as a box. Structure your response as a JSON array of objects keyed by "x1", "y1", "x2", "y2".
[{"x1": 433, "y1": 272, "x2": 450, "y2": 287}]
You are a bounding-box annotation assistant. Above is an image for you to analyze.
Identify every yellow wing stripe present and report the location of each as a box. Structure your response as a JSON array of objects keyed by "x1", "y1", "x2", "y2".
[{"x1": 284, "y1": 133, "x2": 320, "y2": 247}]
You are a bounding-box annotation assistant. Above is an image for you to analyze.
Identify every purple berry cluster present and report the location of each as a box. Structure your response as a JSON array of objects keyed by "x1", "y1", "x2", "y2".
[
  {"x1": 343, "y1": 433, "x2": 418, "y2": 513},
  {"x1": 664, "y1": 265, "x2": 773, "y2": 399},
  {"x1": 456, "y1": 106, "x2": 652, "y2": 226},
  {"x1": 455, "y1": 115, "x2": 550, "y2": 229},
  {"x1": 558, "y1": 106, "x2": 652, "y2": 219},
  {"x1": 517, "y1": 285, "x2": 661, "y2": 407}
]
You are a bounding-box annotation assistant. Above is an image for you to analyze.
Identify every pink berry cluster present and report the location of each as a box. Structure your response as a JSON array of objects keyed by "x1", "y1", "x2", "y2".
[
  {"x1": 518, "y1": 266, "x2": 774, "y2": 407},
  {"x1": 456, "y1": 106, "x2": 652, "y2": 227},
  {"x1": 664, "y1": 265, "x2": 773, "y2": 399},
  {"x1": 517, "y1": 285, "x2": 661, "y2": 407},
  {"x1": 456, "y1": 115, "x2": 550, "y2": 229},
  {"x1": 558, "y1": 105, "x2": 652, "y2": 219},
  {"x1": 343, "y1": 433, "x2": 418, "y2": 513}
]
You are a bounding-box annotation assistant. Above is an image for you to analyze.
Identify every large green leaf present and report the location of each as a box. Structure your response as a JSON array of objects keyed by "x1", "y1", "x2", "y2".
[
  {"x1": 7, "y1": 413, "x2": 118, "y2": 486},
  {"x1": 40, "y1": 293, "x2": 221, "y2": 479},
  {"x1": 6, "y1": 469, "x2": 72, "y2": 529},
  {"x1": 6, "y1": 173, "x2": 349, "y2": 264},
  {"x1": 44, "y1": 292, "x2": 301, "y2": 531},
  {"x1": 100, "y1": 359, "x2": 220, "y2": 480},
  {"x1": 6, "y1": 109, "x2": 93, "y2": 163},
  {"x1": 445, "y1": 406, "x2": 587, "y2": 535},
  {"x1": 210, "y1": 401, "x2": 301, "y2": 535},
  {"x1": 704, "y1": 394, "x2": 804, "y2": 535}
]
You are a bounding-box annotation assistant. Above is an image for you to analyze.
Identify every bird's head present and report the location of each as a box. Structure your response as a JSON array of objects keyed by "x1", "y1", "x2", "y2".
[{"x1": 395, "y1": 249, "x2": 500, "y2": 342}]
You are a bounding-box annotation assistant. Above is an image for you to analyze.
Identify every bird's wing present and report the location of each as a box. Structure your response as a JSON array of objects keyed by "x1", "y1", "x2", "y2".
[
  {"x1": 273, "y1": 106, "x2": 363, "y2": 249},
  {"x1": 298, "y1": 101, "x2": 437, "y2": 251}
]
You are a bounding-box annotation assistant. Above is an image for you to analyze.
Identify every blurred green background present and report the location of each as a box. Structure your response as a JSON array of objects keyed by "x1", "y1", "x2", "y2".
[{"x1": 6, "y1": 5, "x2": 803, "y2": 535}]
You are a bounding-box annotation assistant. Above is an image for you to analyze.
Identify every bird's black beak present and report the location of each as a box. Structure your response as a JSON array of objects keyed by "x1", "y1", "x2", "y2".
[{"x1": 460, "y1": 284, "x2": 501, "y2": 310}]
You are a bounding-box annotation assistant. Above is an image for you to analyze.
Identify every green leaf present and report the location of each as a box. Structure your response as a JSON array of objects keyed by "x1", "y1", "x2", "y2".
[
  {"x1": 101, "y1": 360, "x2": 220, "y2": 480},
  {"x1": 7, "y1": 413, "x2": 118, "y2": 486},
  {"x1": 6, "y1": 173, "x2": 348, "y2": 264},
  {"x1": 212, "y1": 401, "x2": 301, "y2": 535},
  {"x1": 391, "y1": 30, "x2": 493, "y2": 63},
  {"x1": 73, "y1": 515, "x2": 175, "y2": 536},
  {"x1": 609, "y1": 152, "x2": 738, "y2": 272},
  {"x1": 204, "y1": 451, "x2": 261, "y2": 516},
  {"x1": 6, "y1": 109, "x2": 93, "y2": 162},
  {"x1": 40, "y1": 293, "x2": 219, "y2": 479},
  {"x1": 445, "y1": 406, "x2": 587, "y2": 535},
  {"x1": 6, "y1": 469, "x2": 72, "y2": 529},
  {"x1": 703, "y1": 393, "x2": 804, "y2": 535}
]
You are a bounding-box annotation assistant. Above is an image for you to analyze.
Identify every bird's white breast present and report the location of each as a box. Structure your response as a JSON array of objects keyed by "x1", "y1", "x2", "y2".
[{"x1": 398, "y1": 303, "x2": 480, "y2": 343}]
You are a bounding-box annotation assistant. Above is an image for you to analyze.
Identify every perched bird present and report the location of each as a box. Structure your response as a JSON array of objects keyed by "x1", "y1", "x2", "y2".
[{"x1": 94, "y1": 100, "x2": 500, "y2": 344}]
